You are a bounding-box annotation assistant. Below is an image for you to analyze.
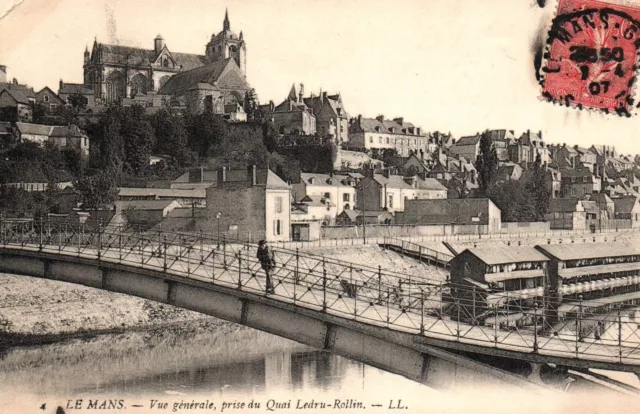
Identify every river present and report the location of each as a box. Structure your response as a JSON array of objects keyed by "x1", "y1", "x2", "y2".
[{"x1": 0, "y1": 319, "x2": 637, "y2": 414}]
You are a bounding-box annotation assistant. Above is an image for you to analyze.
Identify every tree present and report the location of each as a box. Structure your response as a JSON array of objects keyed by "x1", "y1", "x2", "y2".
[
  {"x1": 244, "y1": 88, "x2": 260, "y2": 120},
  {"x1": 94, "y1": 106, "x2": 125, "y2": 173},
  {"x1": 120, "y1": 105, "x2": 155, "y2": 175},
  {"x1": 74, "y1": 172, "x2": 117, "y2": 211},
  {"x1": 527, "y1": 154, "x2": 551, "y2": 221},
  {"x1": 151, "y1": 109, "x2": 190, "y2": 166},
  {"x1": 68, "y1": 93, "x2": 88, "y2": 112},
  {"x1": 31, "y1": 103, "x2": 49, "y2": 124},
  {"x1": 186, "y1": 113, "x2": 226, "y2": 157},
  {"x1": 475, "y1": 130, "x2": 499, "y2": 197}
]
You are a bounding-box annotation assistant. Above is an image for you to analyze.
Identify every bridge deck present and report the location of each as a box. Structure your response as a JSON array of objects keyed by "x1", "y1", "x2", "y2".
[{"x1": 2, "y1": 239, "x2": 640, "y2": 372}]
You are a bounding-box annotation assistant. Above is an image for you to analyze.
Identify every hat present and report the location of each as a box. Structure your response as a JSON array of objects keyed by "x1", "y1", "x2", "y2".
[{"x1": 258, "y1": 240, "x2": 266, "y2": 245}]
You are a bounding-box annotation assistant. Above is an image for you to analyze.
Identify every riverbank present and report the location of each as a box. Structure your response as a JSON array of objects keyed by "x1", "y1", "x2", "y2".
[{"x1": 0, "y1": 273, "x2": 222, "y2": 347}]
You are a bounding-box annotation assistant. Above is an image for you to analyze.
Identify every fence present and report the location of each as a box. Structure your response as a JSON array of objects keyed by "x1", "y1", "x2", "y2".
[{"x1": 1, "y1": 219, "x2": 640, "y2": 368}]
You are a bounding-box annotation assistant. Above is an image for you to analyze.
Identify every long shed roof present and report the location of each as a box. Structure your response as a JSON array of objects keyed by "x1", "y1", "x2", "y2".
[
  {"x1": 536, "y1": 242, "x2": 640, "y2": 261},
  {"x1": 462, "y1": 247, "x2": 550, "y2": 265}
]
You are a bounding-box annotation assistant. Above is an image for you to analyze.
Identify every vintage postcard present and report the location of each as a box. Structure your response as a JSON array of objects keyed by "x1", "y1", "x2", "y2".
[{"x1": 1, "y1": 0, "x2": 640, "y2": 413}]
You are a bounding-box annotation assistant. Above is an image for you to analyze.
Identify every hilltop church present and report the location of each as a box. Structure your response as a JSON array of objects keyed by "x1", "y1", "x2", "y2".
[{"x1": 60, "y1": 10, "x2": 252, "y2": 117}]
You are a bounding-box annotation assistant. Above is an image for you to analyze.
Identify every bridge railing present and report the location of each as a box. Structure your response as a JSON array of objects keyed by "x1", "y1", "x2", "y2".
[{"x1": 2, "y1": 219, "x2": 640, "y2": 366}]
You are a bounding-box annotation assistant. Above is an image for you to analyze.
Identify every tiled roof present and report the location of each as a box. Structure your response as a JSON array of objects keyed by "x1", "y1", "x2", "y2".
[
  {"x1": 455, "y1": 135, "x2": 480, "y2": 146},
  {"x1": 116, "y1": 199, "x2": 177, "y2": 211},
  {"x1": 15, "y1": 123, "x2": 87, "y2": 138},
  {"x1": 581, "y1": 200, "x2": 600, "y2": 214},
  {"x1": 561, "y1": 168, "x2": 593, "y2": 178},
  {"x1": 464, "y1": 246, "x2": 549, "y2": 265},
  {"x1": 273, "y1": 99, "x2": 309, "y2": 113},
  {"x1": 341, "y1": 209, "x2": 360, "y2": 221},
  {"x1": 588, "y1": 193, "x2": 612, "y2": 204},
  {"x1": 301, "y1": 173, "x2": 349, "y2": 187},
  {"x1": 15, "y1": 122, "x2": 53, "y2": 135},
  {"x1": 373, "y1": 174, "x2": 413, "y2": 189},
  {"x1": 0, "y1": 83, "x2": 36, "y2": 104},
  {"x1": 59, "y1": 83, "x2": 94, "y2": 95},
  {"x1": 355, "y1": 117, "x2": 421, "y2": 136},
  {"x1": 158, "y1": 59, "x2": 237, "y2": 95},
  {"x1": 413, "y1": 177, "x2": 448, "y2": 191},
  {"x1": 536, "y1": 242, "x2": 640, "y2": 261},
  {"x1": 118, "y1": 187, "x2": 206, "y2": 198},
  {"x1": 612, "y1": 196, "x2": 639, "y2": 214},
  {"x1": 171, "y1": 51, "x2": 210, "y2": 71},
  {"x1": 549, "y1": 198, "x2": 579, "y2": 213}
]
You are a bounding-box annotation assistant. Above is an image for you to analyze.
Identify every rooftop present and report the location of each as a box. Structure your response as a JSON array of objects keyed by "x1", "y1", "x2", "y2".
[
  {"x1": 463, "y1": 246, "x2": 550, "y2": 265},
  {"x1": 536, "y1": 242, "x2": 640, "y2": 261}
]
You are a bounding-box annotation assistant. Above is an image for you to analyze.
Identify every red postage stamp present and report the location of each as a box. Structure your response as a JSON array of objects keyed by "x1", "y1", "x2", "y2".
[{"x1": 540, "y1": 0, "x2": 640, "y2": 116}]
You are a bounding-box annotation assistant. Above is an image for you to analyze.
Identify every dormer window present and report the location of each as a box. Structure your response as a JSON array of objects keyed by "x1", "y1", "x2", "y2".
[
  {"x1": 389, "y1": 127, "x2": 395, "y2": 133},
  {"x1": 163, "y1": 57, "x2": 168, "y2": 67},
  {"x1": 375, "y1": 126, "x2": 381, "y2": 132},
  {"x1": 309, "y1": 177, "x2": 315, "y2": 184}
]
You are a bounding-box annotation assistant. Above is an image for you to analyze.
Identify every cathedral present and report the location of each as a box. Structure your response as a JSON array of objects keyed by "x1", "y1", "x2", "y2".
[{"x1": 69, "y1": 10, "x2": 251, "y2": 116}]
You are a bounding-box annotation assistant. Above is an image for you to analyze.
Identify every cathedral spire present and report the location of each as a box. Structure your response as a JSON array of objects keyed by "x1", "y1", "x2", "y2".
[{"x1": 223, "y1": 8, "x2": 230, "y2": 31}]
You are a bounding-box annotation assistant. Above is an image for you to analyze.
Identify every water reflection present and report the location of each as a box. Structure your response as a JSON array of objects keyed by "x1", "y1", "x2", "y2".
[{"x1": 0, "y1": 320, "x2": 407, "y2": 398}]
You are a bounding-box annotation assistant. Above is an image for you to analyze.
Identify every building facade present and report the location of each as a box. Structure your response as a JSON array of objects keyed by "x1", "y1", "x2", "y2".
[
  {"x1": 78, "y1": 10, "x2": 247, "y2": 109},
  {"x1": 205, "y1": 166, "x2": 291, "y2": 242},
  {"x1": 348, "y1": 115, "x2": 427, "y2": 157}
]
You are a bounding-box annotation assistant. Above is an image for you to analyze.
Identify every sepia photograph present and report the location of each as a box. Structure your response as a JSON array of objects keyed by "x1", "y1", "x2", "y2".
[{"x1": 2, "y1": 0, "x2": 640, "y2": 412}]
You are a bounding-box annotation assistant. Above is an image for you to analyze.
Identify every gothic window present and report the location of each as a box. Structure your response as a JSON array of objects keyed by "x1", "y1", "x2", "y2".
[
  {"x1": 130, "y1": 74, "x2": 148, "y2": 98},
  {"x1": 105, "y1": 71, "x2": 126, "y2": 104}
]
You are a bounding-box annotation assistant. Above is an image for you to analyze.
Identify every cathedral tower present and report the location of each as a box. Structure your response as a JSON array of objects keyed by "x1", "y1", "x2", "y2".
[{"x1": 205, "y1": 9, "x2": 247, "y2": 76}]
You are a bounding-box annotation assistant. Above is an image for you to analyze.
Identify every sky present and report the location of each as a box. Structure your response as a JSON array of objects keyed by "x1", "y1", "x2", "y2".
[{"x1": 1, "y1": 0, "x2": 640, "y2": 155}]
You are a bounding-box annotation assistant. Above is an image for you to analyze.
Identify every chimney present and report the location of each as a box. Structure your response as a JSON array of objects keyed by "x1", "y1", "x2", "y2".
[
  {"x1": 59, "y1": 79, "x2": 64, "y2": 92},
  {"x1": 382, "y1": 168, "x2": 391, "y2": 178},
  {"x1": 393, "y1": 117, "x2": 404, "y2": 125},
  {"x1": 445, "y1": 156, "x2": 450, "y2": 171},
  {"x1": 527, "y1": 129, "x2": 530, "y2": 138},
  {"x1": 12, "y1": 78, "x2": 18, "y2": 85},
  {"x1": 154, "y1": 35, "x2": 165, "y2": 54},
  {"x1": 376, "y1": 115, "x2": 385, "y2": 123},
  {"x1": 539, "y1": 130, "x2": 543, "y2": 140},
  {"x1": 0, "y1": 65, "x2": 6, "y2": 83},
  {"x1": 217, "y1": 166, "x2": 227, "y2": 185},
  {"x1": 299, "y1": 83, "x2": 304, "y2": 103},
  {"x1": 247, "y1": 165, "x2": 257, "y2": 186}
]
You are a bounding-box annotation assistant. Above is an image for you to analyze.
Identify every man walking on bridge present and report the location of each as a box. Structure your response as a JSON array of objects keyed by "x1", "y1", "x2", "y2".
[{"x1": 257, "y1": 240, "x2": 276, "y2": 294}]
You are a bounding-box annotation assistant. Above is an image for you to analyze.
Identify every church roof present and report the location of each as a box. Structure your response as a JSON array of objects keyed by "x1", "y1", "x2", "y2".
[
  {"x1": 158, "y1": 58, "x2": 235, "y2": 95},
  {"x1": 96, "y1": 43, "x2": 207, "y2": 71},
  {"x1": 59, "y1": 82, "x2": 94, "y2": 95}
]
